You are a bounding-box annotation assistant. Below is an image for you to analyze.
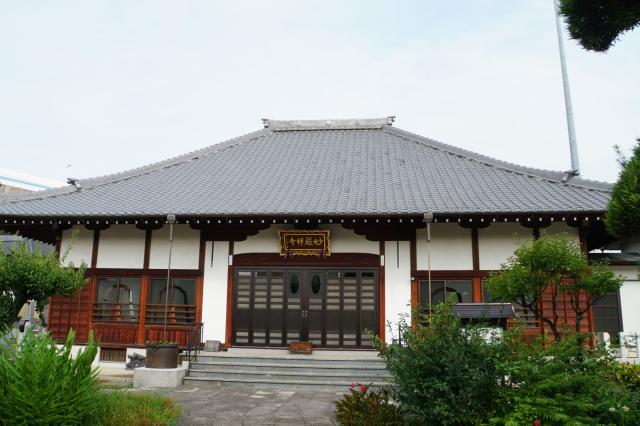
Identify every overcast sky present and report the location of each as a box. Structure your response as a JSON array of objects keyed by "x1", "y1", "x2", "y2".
[{"x1": 2, "y1": 1, "x2": 639, "y2": 185}]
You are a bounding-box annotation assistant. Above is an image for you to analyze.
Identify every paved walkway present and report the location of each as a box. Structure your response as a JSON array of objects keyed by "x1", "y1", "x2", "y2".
[{"x1": 148, "y1": 385, "x2": 340, "y2": 425}]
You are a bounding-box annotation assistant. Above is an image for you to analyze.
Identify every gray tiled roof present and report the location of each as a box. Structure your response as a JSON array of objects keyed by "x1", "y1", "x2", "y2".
[{"x1": 0, "y1": 118, "x2": 611, "y2": 218}]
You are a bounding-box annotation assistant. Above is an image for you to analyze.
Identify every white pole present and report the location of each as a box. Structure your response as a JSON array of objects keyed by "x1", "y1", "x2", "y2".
[{"x1": 554, "y1": 0, "x2": 580, "y2": 174}]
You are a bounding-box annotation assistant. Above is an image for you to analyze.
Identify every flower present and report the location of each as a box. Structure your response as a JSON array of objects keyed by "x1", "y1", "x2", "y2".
[
  {"x1": 359, "y1": 384, "x2": 367, "y2": 393},
  {"x1": 609, "y1": 407, "x2": 616, "y2": 412},
  {"x1": 350, "y1": 383, "x2": 356, "y2": 388},
  {"x1": 533, "y1": 418, "x2": 540, "y2": 426},
  {"x1": 623, "y1": 406, "x2": 630, "y2": 412}
]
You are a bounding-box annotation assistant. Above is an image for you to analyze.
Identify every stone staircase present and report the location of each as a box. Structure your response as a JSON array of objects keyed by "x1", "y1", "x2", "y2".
[{"x1": 183, "y1": 348, "x2": 393, "y2": 391}]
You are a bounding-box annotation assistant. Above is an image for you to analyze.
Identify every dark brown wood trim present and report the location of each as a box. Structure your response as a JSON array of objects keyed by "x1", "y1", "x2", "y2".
[
  {"x1": 91, "y1": 230, "x2": 100, "y2": 269},
  {"x1": 413, "y1": 270, "x2": 492, "y2": 279},
  {"x1": 86, "y1": 275, "x2": 96, "y2": 335},
  {"x1": 532, "y1": 226, "x2": 541, "y2": 239},
  {"x1": 410, "y1": 236, "x2": 417, "y2": 274},
  {"x1": 198, "y1": 229, "x2": 206, "y2": 273},
  {"x1": 225, "y1": 241, "x2": 234, "y2": 346},
  {"x1": 89, "y1": 268, "x2": 201, "y2": 277},
  {"x1": 472, "y1": 277, "x2": 482, "y2": 303},
  {"x1": 49, "y1": 228, "x2": 64, "y2": 325},
  {"x1": 137, "y1": 275, "x2": 149, "y2": 345},
  {"x1": 232, "y1": 252, "x2": 380, "y2": 268},
  {"x1": 86, "y1": 230, "x2": 100, "y2": 332},
  {"x1": 143, "y1": 230, "x2": 152, "y2": 270},
  {"x1": 55, "y1": 228, "x2": 63, "y2": 257},
  {"x1": 379, "y1": 241, "x2": 385, "y2": 342},
  {"x1": 471, "y1": 227, "x2": 479, "y2": 272},
  {"x1": 342, "y1": 222, "x2": 422, "y2": 241},
  {"x1": 195, "y1": 276, "x2": 204, "y2": 325},
  {"x1": 578, "y1": 227, "x2": 588, "y2": 257}
]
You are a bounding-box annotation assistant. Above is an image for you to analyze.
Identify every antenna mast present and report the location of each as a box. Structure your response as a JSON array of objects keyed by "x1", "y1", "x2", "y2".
[{"x1": 554, "y1": 0, "x2": 580, "y2": 175}]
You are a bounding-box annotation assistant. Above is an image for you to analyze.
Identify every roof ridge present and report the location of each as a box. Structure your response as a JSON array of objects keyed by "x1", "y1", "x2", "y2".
[
  {"x1": 385, "y1": 127, "x2": 612, "y2": 192},
  {"x1": 0, "y1": 128, "x2": 271, "y2": 205},
  {"x1": 264, "y1": 117, "x2": 394, "y2": 131}
]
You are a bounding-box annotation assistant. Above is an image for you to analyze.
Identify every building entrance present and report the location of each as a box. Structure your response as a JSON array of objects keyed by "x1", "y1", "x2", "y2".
[{"x1": 233, "y1": 268, "x2": 378, "y2": 348}]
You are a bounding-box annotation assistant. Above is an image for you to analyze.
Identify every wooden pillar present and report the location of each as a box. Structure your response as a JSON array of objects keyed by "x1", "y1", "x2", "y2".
[
  {"x1": 225, "y1": 241, "x2": 234, "y2": 346},
  {"x1": 379, "y1": 241, "x2": 386, "y2": 342},
  {"x1": 137, "y1": 229, "x2": 152, "y2": 345},
  {"x1": 471, "y1": 227, "x2": 482, "y2": 302}
]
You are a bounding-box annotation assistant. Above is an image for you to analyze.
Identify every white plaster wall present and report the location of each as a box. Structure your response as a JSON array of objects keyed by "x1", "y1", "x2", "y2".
[
  {"x1": 478, "y1": 223, "x2": 530, "y2": 270},
  {"x1": 384, "y1": 241, "x2": 411, "y2": 343},
  {"x1": 96, "y1": 225, "x2": 145, "y2": 269},
  {"x1": 416, "y1": 223, "x2": 472, "y2": 270},
  {"x1": 234, "y1": 224, "x2": 379, "y2": 255},
  {"x1": 613, "y1": 265, "x2": 639, "y2": 281},
  {"x1": 60, "y1": 225, "x2": 94, "y2": 267},
  {"x1": 613, "y1": 266, "x2": 640, "y2": 333},
  {"x1": 201, "y1": 241, "x2": 230, "y2": 342},
  {"x1": 328, "y1": 224, "x2": 379, "y2": 254},
  {"x1": 544, "y1": 222, "x2": 580, "y2": 241},
  {"x1": 620, "y1": 280, "x2": 640, "y2": 333},
  {"x1": 149, "y1": 225, "x2": 200, "y2": 270},
  {"x1": 234, "y1": 225, "x2": 283, "y2": 254}
]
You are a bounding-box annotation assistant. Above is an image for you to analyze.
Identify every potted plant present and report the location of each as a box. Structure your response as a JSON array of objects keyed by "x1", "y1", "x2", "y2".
[{"x1": 145, "y1": 340, "x2": 179, "y2": 369}]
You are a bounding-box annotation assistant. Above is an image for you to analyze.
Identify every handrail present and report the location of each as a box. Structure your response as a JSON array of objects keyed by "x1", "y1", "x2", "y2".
[
  {"x1": 144, "y1": 303, "x2": 196, "y2": 325},
  {"x1": 91, "y1": 303, "x2": 140, "y2": 323},
  {"x1": 186, "y1": 322, "x2": 204, "y2": 373}
]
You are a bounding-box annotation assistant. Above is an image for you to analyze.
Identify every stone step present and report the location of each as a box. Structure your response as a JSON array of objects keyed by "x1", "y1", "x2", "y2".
[
  {"x1": 189, "y1": 360, "x2": 390, "y2": 376},
  {"x1": 187, "y1": 354, "x2": 385, "y2": 368},
  {"x1": 183, "y1": 375, "x2": 393, "y2": 392},
  {"x1": 188, "y1": 368, "x2": 391, "y2": 382}
]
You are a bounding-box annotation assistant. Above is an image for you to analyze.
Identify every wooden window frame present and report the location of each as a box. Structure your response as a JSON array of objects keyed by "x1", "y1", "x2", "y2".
[{"x1": 92, "y1": 276, "x2": 142, "y2": 324}]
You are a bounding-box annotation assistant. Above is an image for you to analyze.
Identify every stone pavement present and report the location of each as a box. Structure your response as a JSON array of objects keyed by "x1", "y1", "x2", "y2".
[{"x1": 147, "y1": 384, "x2": 341, "y2": 425}]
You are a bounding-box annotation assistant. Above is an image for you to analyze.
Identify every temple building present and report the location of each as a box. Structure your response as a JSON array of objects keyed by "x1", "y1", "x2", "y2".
[{"x1": 0, "y1": 117, "x2": 635, "y2": 357}]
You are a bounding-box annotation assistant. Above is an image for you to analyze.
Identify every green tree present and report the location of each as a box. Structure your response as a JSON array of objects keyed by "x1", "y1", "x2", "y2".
[
  {"x1": 376, "y1": 301, "x2": 498, "y2": 425},
  {"x1": 559, "y1": 0, "x2": 640, "y2": 52},
  {"x1": 485, "y1": 233, "x2": 622, "y2": 341},
  {"x1": 0, "y1": 235, "x2": 87, "y2": 327},
  {"x1": 605, "y1": 139, "x2": 640, "y2": 239}
]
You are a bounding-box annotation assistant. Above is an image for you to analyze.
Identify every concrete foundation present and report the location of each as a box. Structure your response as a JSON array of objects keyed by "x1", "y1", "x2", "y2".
[{"x1": 133, "y1": 366, "x2": 187, "y2": 388}]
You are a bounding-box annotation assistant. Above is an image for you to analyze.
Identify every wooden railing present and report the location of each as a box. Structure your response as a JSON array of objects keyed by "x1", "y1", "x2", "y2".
[
  {"x1": 92, "y1": 303, "x2": 140, "y2": 323},
  {"x1": 508, "y1": 307, "x2": 540, "y2": 329},
  {"x1": 144, "y1": 303, "x2": 196, "y2": 325}
]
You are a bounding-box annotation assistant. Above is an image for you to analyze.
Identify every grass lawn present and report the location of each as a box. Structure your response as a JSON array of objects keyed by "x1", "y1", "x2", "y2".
[{"x1": 95, "y1": 391, "x2": 181, "y2": 426}]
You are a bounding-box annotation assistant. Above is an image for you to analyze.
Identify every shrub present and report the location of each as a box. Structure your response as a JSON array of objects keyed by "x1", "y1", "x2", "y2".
[
  {"x1": 0, "y1": 329, "x2": 99, "y2": 425},
  {"x1": 334, "y1": 383, "x2": 402, "y2": 426},
  {"x1": 95, "y1": 391, "x2": 181, "y2": 426},
  {"x1": 612, "y1": 362, "x2": 640, "y2": 392},
  {"x1": 489, "y1": 333, "x2": 640, "y2": 426},
  {"x1": 376, "y1": 301, "x2": 498, "y2": 425}
]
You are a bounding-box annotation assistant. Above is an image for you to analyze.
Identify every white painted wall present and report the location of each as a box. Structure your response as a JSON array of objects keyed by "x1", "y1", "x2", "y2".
[
  {"x1": 478, "y1": 223, "x2": 530, "y2": 270},
  {"x1": 544, "y1": 222, "x2": 580, "y2": 241},
  {"x1": 328, "y1": 224, "x2": 379, "y2": 254},
  {"x1": 96, "y1": 225, "x2": 145, "y2": 269},
  {"x1": 60, "y1": 225, "x2": 93, "y2": 267},
  {"x1": 416, "y1": 223, "x2": 472, "y2": 270},
  {"x1": 234, "y1": 225, "x2": 283, "y2": 254},
  {"x1": 201, "y1": 241, "x2": 230, "y2": 342},
  {"x1": 149, "y1": 225, "x2": 200, "y2": 270},
  {"x1": 384, "y1": 240, "x2": 411, "y2": 343},
  {"x1": 234, "y1": 223, "x2": 379, "y2": 255},
  {"x1": 614, "y1": 266, "x2": 640, "y2": 333}
]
